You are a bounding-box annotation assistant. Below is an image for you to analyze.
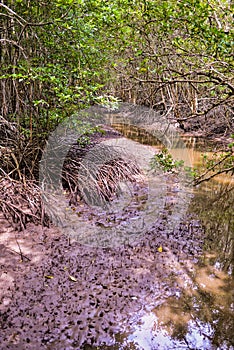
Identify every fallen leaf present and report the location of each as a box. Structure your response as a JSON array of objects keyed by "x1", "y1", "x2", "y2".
[
  {"x1": 69, "y1": 275, "x2": 77, "y2": 282},
  {"x1": 157, "y1": 246, "x2": 163, "y2": 253},
  {"x1": 45, "y1": 275, "x2": 54, "y2": 279}
]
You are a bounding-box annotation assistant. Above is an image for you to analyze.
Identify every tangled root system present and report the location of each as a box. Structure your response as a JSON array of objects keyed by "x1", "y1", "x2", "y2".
[
  {"x1": 63, "y1": 143, "x2": 143, "y2": 206},
  {"x1": 1, "y1": 123, "x2": 143, "y2": 229},
  {"x1": 0, "y1": 178, "x2": 49, "y2": 230}
]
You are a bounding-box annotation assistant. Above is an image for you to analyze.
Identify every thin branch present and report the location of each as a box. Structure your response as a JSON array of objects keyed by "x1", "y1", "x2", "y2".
[
  {"x1": 177, "y1": 95, "x2": 233, "y2": 121},
  {"x1": 0, "y1": 3, "x2": 27, "y2": 24},
  {"x1": 14, "y1": 236, "x2": 31, "y2": 261},
  {"x1": 0, "y1": 39, "x2": 27, "y2": 58},
  {"x1": 194, "y1": 165, "x2": 234, "y2": 185}
]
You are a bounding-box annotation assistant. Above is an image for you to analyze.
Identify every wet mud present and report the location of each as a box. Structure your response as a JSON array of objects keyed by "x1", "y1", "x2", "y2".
[
  {"x1": 0, "y1": 210, "x2": 203, "y2": 349},
  {"x1": 0, "y1": 126, "x2": 216, "y2": 349}
]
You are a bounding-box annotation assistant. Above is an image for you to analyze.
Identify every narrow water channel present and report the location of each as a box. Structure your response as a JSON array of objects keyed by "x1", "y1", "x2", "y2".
[{"x1": 99, "y1": 124, "x2": 234, "y2": 350}]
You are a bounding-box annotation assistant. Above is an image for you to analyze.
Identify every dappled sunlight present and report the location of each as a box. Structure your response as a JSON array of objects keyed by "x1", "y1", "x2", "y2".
[
  {"x1": 1, "y1": 122, "x2": 233, "y2": 349},
  {"x1": 195, "y1": 265, "x2": 227, "y2": 296},
  {"x1": 0, "y1": 215, "x2": 61, "y2": 313},
  {"x1": 121, "y1": 258, "x2": 233, "y2": 350},
  {"x1": 0, "y1": 0, "x2": 233, "y2": 347}
]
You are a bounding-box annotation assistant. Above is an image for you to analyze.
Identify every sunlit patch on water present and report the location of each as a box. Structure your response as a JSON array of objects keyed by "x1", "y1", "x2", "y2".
[
  {"x1": 123, "y1": 312, "x2": 215, "y2": 350},
  {"x1": 117, "y1": 260, "x2": 233, "y2": 349}
]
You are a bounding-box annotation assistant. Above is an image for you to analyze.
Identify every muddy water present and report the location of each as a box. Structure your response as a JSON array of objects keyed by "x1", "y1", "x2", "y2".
[{"x1": 105, "y1": 124, "x2": 234, "y2": 350}]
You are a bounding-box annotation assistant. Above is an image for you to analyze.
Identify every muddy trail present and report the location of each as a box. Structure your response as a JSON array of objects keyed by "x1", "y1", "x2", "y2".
[{"x1": 0, "y1": 208, "x2": 203, "y2": 349}]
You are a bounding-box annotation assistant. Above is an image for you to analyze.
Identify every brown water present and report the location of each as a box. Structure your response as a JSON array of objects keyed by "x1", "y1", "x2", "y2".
[{"x1": 104, "y1": 124, "x2": 234, "y2": 350}]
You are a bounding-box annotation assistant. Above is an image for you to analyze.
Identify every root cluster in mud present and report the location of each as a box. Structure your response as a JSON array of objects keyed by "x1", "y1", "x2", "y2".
[{"x1": 0, "y1": 125, "x2": 142, "y2": 231}]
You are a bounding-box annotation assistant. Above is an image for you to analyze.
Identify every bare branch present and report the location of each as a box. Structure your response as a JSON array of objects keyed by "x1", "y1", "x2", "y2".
[
  {"x1": 0, "y1": 39, "x2": 27, "y2": 57},
  {"x1": 0, "y1": 3, "x2": 27, "y2": 24}
]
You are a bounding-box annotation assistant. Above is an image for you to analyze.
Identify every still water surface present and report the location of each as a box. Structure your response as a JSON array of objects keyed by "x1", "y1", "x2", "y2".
[{"x1": 104, "y1": 124, "x2": 234, "y2": 350}]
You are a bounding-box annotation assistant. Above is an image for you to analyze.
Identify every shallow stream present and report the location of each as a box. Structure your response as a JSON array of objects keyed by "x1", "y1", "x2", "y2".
[{"x1": 98, "y1": 124, "x2": 234, "y2": 350}]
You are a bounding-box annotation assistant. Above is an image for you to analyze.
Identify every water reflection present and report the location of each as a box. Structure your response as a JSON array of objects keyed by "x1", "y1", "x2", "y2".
[
  {"x1": 98, "y1": 123, "x2": 234, "y2": 350},
  {"x1": 120, "y1": 273, "x2": 233, "y2": 350},
  {"x1": 192, "y1": 181, "x2": 234, "y2": 276},
  {"x1": 111, "y1": 123, "x2": 163, "y2": 147},
  {"x1": 114, "y1": 250, "x2": 233, "y2": 350},
  {"x1": 124, "y1": 313, "x2": 215, "y2": 349},
  {"x1": 122, "y1": 312, "x2": 227, "y2": 349}
]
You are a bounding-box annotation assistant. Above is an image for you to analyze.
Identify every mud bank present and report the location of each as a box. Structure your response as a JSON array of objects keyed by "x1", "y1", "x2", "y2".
[{"x1": 0, "y1": 208, "x2": 203, "y2": 349}]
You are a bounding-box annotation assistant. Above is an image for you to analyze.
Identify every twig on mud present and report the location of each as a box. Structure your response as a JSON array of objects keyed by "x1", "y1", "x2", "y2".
[{"x1": 11, "y1": 237, "x2": 31, "y2": 261}]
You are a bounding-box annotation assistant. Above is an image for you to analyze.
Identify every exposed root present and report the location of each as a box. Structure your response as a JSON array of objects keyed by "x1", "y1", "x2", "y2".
[
  {"x1": 1, "y1": 125, "x2": 143, "y2": 229},
  {"x1": 62, "y1": 143, "x2": 144, "y2": 206},
  {"x1": 0, "y1": 178, "x2": 49, "y2": 230}
]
